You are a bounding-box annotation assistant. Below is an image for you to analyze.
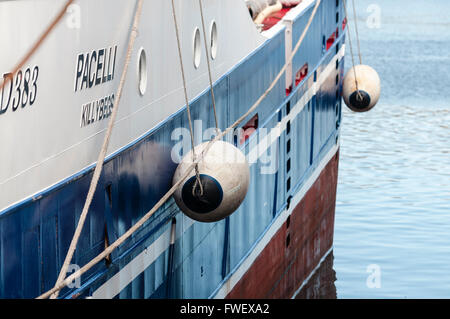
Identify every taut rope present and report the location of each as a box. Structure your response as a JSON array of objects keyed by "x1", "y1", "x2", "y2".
[
  {"x1": 170, "y1": 0, "x2": 204, "y2": 197},
  {"x1": 351, "y1": 0, "x2": 363, "y2": 65},
  {"x1": 50, "y1": 0, "x2": 144, "y2": 299},
  {"x1": 342, "y1": 0, "x2": 362, "y2": 100},
  {"x1": 199, "y1": 0, "x2": 220, "y2": 132},
  {"x1": 37, "y1": 0, "x2": 322, "y2": 299},
  {"x1": 0, "y1": 0, "x2": 75, "y2": 92}
]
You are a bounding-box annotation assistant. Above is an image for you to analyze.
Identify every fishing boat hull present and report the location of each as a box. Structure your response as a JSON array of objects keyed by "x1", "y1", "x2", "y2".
[
  {"x1": 0, "y1": 0, "x2": 345, "y2": 299},
  {"x1": 221, "y1": 149, "x2": 338, "y2": 299}
]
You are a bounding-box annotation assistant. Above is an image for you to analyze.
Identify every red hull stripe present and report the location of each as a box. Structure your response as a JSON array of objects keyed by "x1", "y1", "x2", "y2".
[{"x1": 212, "y1": 143, "x2": 340, "y2": 299}]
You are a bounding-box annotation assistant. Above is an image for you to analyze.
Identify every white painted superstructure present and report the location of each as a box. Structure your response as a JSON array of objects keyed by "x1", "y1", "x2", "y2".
[{"x1": 0, "y1": 0, "x2": 265, "y2": 212}]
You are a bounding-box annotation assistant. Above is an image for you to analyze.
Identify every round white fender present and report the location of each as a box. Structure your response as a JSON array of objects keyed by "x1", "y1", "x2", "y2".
[
  {"x1": 172, "y1": 141, "x2": 250, "y2": 223},
  {"x1": 343, "y1": 64, "x2": 381, "y2": 112}
]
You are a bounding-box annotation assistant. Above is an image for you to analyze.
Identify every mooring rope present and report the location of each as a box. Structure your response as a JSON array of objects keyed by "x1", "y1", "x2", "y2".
[
  {"x1": 171, "y1": 0, "x2": 204, "y2": 197},
  {"x1": 0, "y1": 0, "x2": 75, "y2": 92},
  {"x1": 50, "y1": 0, "x2": 144, "y2": 299},
  {"x1": 198, "y1": 0, "x2": 220, "y2": 132},
  {"x1": 37, "y1": 0, "x2": 321, "y2": 299},
  {"x1": 351, "y1": 0, "x2": 363, "y2": 65},
  {"x1": 342, "y1": 0, "x2": 362, "y2": 100}
]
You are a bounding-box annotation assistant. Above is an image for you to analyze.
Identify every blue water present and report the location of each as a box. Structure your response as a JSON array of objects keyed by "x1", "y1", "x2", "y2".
[{"x1": 332, "y1": 0, "x2": 450, "y2": 298}]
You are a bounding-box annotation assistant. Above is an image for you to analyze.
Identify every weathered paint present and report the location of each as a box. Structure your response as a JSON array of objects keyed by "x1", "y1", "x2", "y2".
[
  {"x1": 225, "y1": 151, "x2": 338, "y2": 298},
  {"x1": 0, "y1": 0, "x2": 346, "y2": 299}
]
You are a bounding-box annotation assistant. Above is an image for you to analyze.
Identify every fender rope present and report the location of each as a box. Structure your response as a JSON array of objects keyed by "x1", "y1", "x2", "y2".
[
  {"x1": 49, "y1": 0, "x2": 144, "y2": 299},
  {"x1": 0, "y1": 0, "x2": 75, "y2": 92},
  {"x1": 37, "y1": 0, "x2": 321, "y2": 299}
]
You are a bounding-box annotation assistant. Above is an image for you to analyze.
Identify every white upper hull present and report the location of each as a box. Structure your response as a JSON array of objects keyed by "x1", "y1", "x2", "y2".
[{"x1": 0, "y1": 0, "x2": 266, "y2": 212}]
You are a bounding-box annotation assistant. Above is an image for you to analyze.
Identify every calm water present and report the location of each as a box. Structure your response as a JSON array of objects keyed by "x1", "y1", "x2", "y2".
[{"x1": 301, "y1": 0, "x2": 450, "y2": 298}]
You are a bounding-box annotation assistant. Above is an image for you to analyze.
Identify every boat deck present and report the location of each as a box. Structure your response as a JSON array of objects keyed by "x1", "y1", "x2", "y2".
[{"x1": 262, "y1": 5, "x2": 295, "y2": 31}]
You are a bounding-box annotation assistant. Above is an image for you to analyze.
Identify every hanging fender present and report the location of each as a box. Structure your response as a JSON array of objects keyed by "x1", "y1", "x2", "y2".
[
  {"x1": 342, "y1": 64, "x2": 381, "y2": 112},
  {"x1": 172, "y1": 141, "x2": 250, "y2": 223}
]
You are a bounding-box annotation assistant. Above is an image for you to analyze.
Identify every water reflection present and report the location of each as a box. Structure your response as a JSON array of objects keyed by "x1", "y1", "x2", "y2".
[
  {"x1": 295, "y1": 251, "x2": 337, "y2": 299},
  {"x1": 333, "y1": 0, "x2": 450, "y2": 298}
]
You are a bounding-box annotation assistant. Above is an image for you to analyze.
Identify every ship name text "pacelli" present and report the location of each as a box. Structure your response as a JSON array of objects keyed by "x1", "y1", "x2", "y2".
[{"x1": 74, "y1": 45, "x2": 117, "y2": 92}]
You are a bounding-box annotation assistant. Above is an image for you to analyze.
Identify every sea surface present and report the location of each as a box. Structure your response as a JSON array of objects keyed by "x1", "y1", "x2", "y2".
[{"x1": 300, "y1": 0, "x2": 450, "y2": 298}]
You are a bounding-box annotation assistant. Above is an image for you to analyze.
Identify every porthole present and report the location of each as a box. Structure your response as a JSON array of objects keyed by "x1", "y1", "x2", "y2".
[
  {"x1": 210, "y1": 21, "x2": 218, "y2": 60},
  {"x1": 193, "y1": 27, "x2": 201, "y2": 69},
  {"x1": 137, "y1": 48, "x2": 147, "y2": 96}
]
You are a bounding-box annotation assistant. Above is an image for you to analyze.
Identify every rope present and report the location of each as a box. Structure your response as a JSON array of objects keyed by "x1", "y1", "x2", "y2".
[
  {"x1": 36, "y1": 0, "x2": 321, "y2": 299},
  {"x1": 213, "y1": 0, "x2": 321, "y2": 140},
  {"x1": 199, "y1": 0, "x2": 220, "y2": 132},
  {"x1": 171, "y1": 0, "x2": 204, "y2": 197},
  {"x1": 0, "y1": 0, "x2": 75, "y2": 92},
  {"x1": 351, "y1": 0, "x2": 362, "y2": 65},
  {"x1": 49, "y1": 0, "x2": 144, "y2": 299},
  {"x1": 342, "y1": 0, "x2": 362, "y2": 100},
  {"x1": 37, "y1": 159, "x2": 198, "y2": 299}
]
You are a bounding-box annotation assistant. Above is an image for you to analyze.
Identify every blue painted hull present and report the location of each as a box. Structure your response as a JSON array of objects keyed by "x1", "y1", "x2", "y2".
[{"x1": 0, "y1": 0, "x2": 346, "y2": 299}]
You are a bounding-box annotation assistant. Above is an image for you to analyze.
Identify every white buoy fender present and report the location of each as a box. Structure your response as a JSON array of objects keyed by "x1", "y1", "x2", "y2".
[
  {"x1": 172, "y1": 141, "x2": 250, "y2": 223},
  {"x1": 342, "y1": 65, "x2": 381, "y2": 112}
]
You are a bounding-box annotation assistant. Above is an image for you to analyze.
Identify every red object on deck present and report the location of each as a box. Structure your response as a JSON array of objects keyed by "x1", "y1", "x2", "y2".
[
  {"x1": 239, "y1": 113, "x2": 259, "y2": 145},
  {"x1": 326, "y1": 32, "x2": 336, "y2": 51},
  {"x1": 326, "y1": 28, "x2": 339, "y2": 51},
  {"x1": 226, "y1": 150, "x2": 339, "y2": 298},
  {"x1": 262, "y1": 6, "x2": 294, "y2": 31},
  {"x1": 295, "y1": 63, "x2": 309, "y2": 86}
]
